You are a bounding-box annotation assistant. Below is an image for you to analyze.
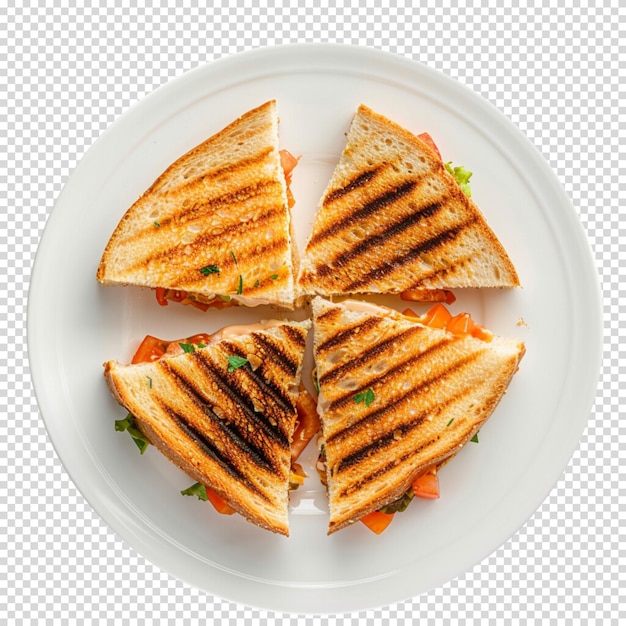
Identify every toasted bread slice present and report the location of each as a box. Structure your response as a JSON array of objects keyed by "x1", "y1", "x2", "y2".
[
  {"x1": 298, "y1": 105, "x2": 519, "y2": 298},
  {"x1": 311, "y1": 297, "x2": 525, "y2": 534},
  {"x1": 97, "y1": 100, "x2": 299, "y2": 309},
  {"x1": 104, "y1": 319, "x2": 310, "y2": 535}
]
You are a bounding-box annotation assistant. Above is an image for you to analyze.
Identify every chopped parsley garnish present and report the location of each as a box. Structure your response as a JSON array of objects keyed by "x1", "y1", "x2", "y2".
[
  {"x1": 269, "y1": 274, "x2": 279, "y2": 280},
  {"x1": 153, "y1": 221, "x2": 161, "y2": 228},
  {"x1": 229, "y1": 250, "x2": 238, "y2": 264},
  {"x1": 180, "y1": 482, "x2": 208, "y2": 501},
  {"x1": 177, "y1": 341, "x2": 206, "y2": 354},
  {"x1": 446, "y1": 417, "x2": 455, "y2": 427},
  {"x1": 445, "y1": 162, "x2": 472, "y2": 197},
  {"x1": 227, "y1": 355, "x2": 249, "y2": 372},
  {"x1": 236, "y1": 274, "x2": 243, "y2": 295},
  {"x1": 354, "y1": 388, "x2": 375, "y2": 407},
  {"x1": 146, "y1": 376, "x2": 152, "y2": 388},
  {"x1": 254, "y1": 280, "x2": 260, "y2": 288},
  {"x1": 114, "y1": 413, "x2": 150, "y2": 454},
  {"x1": 471, "y1": 432, "x2": 479, "y2": 443},
  {"x1": 199, "y1": 264, "x2": 220, "y2": 276}
]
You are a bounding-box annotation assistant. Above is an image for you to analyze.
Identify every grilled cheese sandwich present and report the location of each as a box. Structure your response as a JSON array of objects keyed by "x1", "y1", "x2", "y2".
[
  {"x1": 104, "y1": 319, "x2": 311, "y2": 535},
  {"x1": 298, "y1": 105, "x2": 519, "y2": 299},
  {"x1": 311, "y1": 297, "x2": 525, "y2": 534},
  {"x1": 97, "y1": 100, "x2": 300, "y2": 310}
]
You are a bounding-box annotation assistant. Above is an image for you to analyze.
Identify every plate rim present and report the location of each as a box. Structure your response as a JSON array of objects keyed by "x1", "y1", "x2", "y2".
[{"x1": 27, "y1": 43, "x2": 603, "y2": 614}]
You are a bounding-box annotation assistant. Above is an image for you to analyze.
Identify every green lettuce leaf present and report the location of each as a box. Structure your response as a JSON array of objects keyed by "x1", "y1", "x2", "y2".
[
  {"x1": 180, "y1": 482, "x2": 208, "y2": 501},
  {"x1": 445, "y1": 161, "x2": 472, "y2": 197},
  {"x1": 114, "y1": 413, "x2": 150, "y2": 454}
]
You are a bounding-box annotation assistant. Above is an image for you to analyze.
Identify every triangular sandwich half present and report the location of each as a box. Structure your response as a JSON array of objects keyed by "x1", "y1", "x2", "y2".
[
  {"x1": 311, "y1": 297, "x2": 525, "y2": 534},
  {"x1": 104, "y1": 319, "x2": 310, "y2": 536},
  {"x1": 298, "y1": 105, "x2": 519, "y2": 299},
  {"x1": 97, "y1": 100, "x2": 300, "y2": 310}
]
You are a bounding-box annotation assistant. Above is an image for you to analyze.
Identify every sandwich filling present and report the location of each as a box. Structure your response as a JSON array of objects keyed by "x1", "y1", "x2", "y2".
[
  {"x1": 97, "y1": 101, "x2": 300, "y2": 310},
  {"x1": 311, "y1": 297, "x2": 525, "y2": 535},
  {"x1": 297, "y1": 105, "x2": 520, "y2": 298},
  {"x1": 118, "y1": 320, "x2": 319, "y2": 523},
  {"x1": 152, "y1": 149, "x2": 300, "y2": 311}
]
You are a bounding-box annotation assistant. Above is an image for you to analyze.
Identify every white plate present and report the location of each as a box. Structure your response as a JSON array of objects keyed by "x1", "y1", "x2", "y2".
[{"x1": 28, "y1": 44, "x2": 602, "y2": 614}]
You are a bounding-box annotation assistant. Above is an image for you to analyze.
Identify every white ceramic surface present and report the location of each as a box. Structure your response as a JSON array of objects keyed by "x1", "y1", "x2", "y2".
[{"x1": 28, "y1": 44, "x2": 602, "y2": 614}]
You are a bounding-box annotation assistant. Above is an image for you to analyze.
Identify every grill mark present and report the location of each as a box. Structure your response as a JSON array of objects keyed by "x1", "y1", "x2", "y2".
[
  {"x1": 161, "y1": 362, "x2": 278, "y2": 473},
  {"x1": 345, "y1": 218, "x2": 477, "y2": 291},
  {"x1": 146, "y1": 178, "x2": 282, "y2": 233},
  {"x1": 160, "y1": 403, "x2": 267, "y2": 499},
  {"x1": 174, "y1": 352, "x2": 290, "y2": 453},
  {"x1": 250, "y1": 333, "x2": 301, "y2": 381},
  {"x1": 326, "y1": 350, "x2": 481, "y2": 447},
  {"x1": 315, "y1": 200, "x2": 446, "y2": 279},
  {"x1": 338, "y1": 442, "x2": 432, "y2": 499},
  {"x1": 127, "y1": 208, "x2": 285, "y2": 276},
  {"x1": 408, "y1": 255, "x2": 473, "y2": 289},
  {"x1": 333, "y1": 377, "x2": 478, "y2": 480},
  {"x1": 151, "y1": 146, "x2": 274, "y2": 197},
  {"x1": 164, "y1": 352, "x2": 289, "y2": 474},
  {"x1": 323, "y1": 167, "x2": 383, "y2": 205},
  {"x1": 324, "y1": 333, "x2": 453, "y2": 413},
  {"x1": 279, "y1": 324, "x2": 308, "y2": 351},
  {"x1": 172, "y1": 179, "x2": 283, "y2": 225},
  {"x1": 178, "y1": 236, "x2": 290, "y2": 291},
  {"x1": 316, "y1": 317, "x2": 384, "y2": 356},
  {"x1": 318, "y1": 323, "x2": 423, "y2": 387},
  {"x1": 314, "y1": 307, "x2": 341, "y2": 325},
  {"x1": 308, "y1": 179, "x2": 418, "y2": 246}
]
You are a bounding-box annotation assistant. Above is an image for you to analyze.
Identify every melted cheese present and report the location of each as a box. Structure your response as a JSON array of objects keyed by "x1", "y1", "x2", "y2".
[
  {"x1": 210, "y1": 319, "x2": 286, "y2": 343},
  {"x1": 341, "y1": 299, "x2": 392, "y2": 316}
]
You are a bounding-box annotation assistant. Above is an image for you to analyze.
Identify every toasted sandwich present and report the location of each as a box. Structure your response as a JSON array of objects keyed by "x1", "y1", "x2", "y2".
[
  {"x1": 297, "y1": 105, "x2": 519, "y2": 300},
  {"x1": 97, "y1": 100, "x2": 300, "y2": 310},
  {"x1": 104, "y1": 319, "x2": 311, "y2": 536},
  {"x1": 311, "y1": 297, "x2": 525, "y2": 534}
]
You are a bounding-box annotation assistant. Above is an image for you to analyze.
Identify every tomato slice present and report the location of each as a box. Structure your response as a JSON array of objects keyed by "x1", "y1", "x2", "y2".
[
  {"x1": 169, "y1": 289, "x2": 187, "y2": 302},
  {"x1": 401, "y1": 288, "x2": 455, "y2": 305},
  {"x1": 155, "y1": 287, "x2": 168, "y2": 306},
  {"x1": 185, "y1": 333, "x2": 212, "y2": 346},
  {"x1": 131, "y1": 335, "x2": 169, "y2": 364},
  {"x1": 421, "y1": 302, "x2": 453, "y2": 329},
  {"x1": 279, "y1": 149, "x2": 299, "y2": 182},
  {"x1": 154, "y1": 288, "x2": 187, "y2": 305},
  {"x1": 417, "y1": 132, "x2": 442, "y2": 160},
  {"x1": 446, "y1": 312, "x2": 474, "y2": 337},
  {"x1": 189, "y1": 300, "x2": 211, "y2": 312},
  {"x1": 132, "y1": 333, "x2": 212, "y2": 364},
  {"x1": 279, "y1": 149, "x2": 299, "y2": 209},
  {"x1": 205, "y1": 486, "x2": 235, "y2": 515},
  {"x1": 470, "y1": 322, "x2": 494, "y2": 342},
  {"x1": 360, "y1": 510, "x2": 395, "y2": 534},
  {"x1": 402, "y1": 307, "x2": 421, "y2": 320},
  {"x1": 291, "y1": 387, "x2": 321, "y2": 463},
  {"x1": 412, "y1": 469, "x2": 440, "y2": 500},
  {"x1": 420, "y1": 303, "x2": 493, "y2": 342}
]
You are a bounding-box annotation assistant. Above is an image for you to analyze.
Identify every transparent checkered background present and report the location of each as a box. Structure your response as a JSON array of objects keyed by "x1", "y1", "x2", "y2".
[{"x1": 2, "y1": 2, "x2": 623, "y2": 624}]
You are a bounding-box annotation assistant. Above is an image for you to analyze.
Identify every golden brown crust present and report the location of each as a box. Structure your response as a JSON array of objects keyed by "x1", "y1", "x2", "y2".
[
  {"x1": 298, "y1": 105, "x2": 519, "y2": 297},
  {"x1": 311, "y1": 297, "x2": 525, "y2": 534},
  {"x1": 97, "y1": 100, "x2": 298, "y2": 308},
  {"x1": 104, "y1": 320, "x2": 310, "y2": 535}
]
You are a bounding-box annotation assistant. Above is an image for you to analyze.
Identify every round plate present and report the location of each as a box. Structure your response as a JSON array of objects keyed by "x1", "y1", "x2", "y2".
[{"x1": 28, "y1": 44, "x2": 602, "y2": 614}]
